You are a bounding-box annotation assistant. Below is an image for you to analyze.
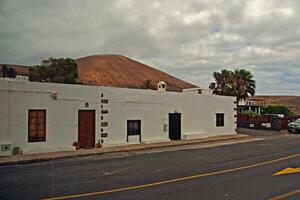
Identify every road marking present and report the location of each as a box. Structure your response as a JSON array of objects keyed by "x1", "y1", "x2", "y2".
[
  {"x1": 269, "y1": 188, "x2": 300, "y2": 200},
  {"x1": 43, "y1": 152, "x2": 300, "y2": 200},
  {"x1": 273, "y1": 167, "x2": 300, "y2": 176}
]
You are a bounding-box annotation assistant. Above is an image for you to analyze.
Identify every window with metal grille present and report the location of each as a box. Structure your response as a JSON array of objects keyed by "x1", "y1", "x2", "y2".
[
  {"x1": 28, "y1": 110, "x2": 46, "y2": 142},
  {"x1": 216, "y1": 113, "x2": 224, "y2": 127},
  {"x1": 127, "y1": 120, "x2": 141, "y2": 136}
]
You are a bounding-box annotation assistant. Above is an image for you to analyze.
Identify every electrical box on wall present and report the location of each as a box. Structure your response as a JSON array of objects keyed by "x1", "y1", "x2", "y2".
[
  {"x1": 163, "y1": 124, "x2": 168, "y2": 132},
  {"x1": 163, "y1": 118, "x2": 168, "y2": 132},
  {"x1": 1, "y1": 144, "x2": 11, "y2": 151}
]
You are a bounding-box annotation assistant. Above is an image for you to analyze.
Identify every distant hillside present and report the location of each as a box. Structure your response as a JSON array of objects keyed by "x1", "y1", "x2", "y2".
[
  {"x1": 1, "y1": 55, "x2": 196, "y2": 92},
  {"x1": 76, "y1": 54, "x2": 196, "y2": 92},
  {"x1": 250, "y1": 96, "x2": 300, "y2": 115},
  {"x1": 0, "y1": 64, "x2": 29, "y2": 77}
]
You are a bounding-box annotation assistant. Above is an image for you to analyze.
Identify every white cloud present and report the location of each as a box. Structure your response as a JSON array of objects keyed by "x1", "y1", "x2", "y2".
[
  {"x1": 212, "y1": 32, "x2": 244, "y2": 42},
  {"x1": 0, "y1": 0, "x2": 300, "y2": 95},
  {"x1": 279, "y1": 8, "x2": 294, "y2": 16},
  {"x1": 244, "y1": 0, "x2": 295, "y2": 21},
  {"x1": 183, "y1": 11, "x2": 210, "y2": 25},
  {"x1": 244, "y1": 0, "x2": 272, "y2": 21}
]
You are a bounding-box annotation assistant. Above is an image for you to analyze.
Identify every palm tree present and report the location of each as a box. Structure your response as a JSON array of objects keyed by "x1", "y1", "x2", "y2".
[
  {"x1": 1, "y1": 65, "x2": 8, "y2": 77},
  {"x1": 231, "y1": 68, "x2": 256, "y2": 105},
  {"x1": 142, "y1": 79, "x2": 153, "y2": 89},
  {"x1": 2, "y1": 65, "x2": 17, "y2": 78},
  {"x1": 209, "y1": 69, "x2": 232, "y2": 95},
  {"x1": 209, "y1": 68, "x2": 256, "y2": 112}
]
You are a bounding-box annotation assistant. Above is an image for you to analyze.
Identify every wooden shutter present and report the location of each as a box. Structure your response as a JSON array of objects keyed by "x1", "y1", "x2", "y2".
[{"x1": 28, "y1": 110, "x2": 46, "y2": 142}]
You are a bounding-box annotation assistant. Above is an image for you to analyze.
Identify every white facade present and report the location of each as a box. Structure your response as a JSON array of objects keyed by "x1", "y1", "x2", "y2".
[
  {"x1": 238, "y1": 99, "x2": 262, "y2": 114},
  {"x1": 0, "y1": 79, "x2": 236, "y2": 156},
  {"x1": 182, "y1": 88, "x2": 212, "y2": 95}
]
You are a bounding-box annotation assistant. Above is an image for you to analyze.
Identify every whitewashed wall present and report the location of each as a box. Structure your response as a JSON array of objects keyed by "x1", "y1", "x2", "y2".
[{"x1": 0, "y1": 79, "x2": 236, "y2": 155}]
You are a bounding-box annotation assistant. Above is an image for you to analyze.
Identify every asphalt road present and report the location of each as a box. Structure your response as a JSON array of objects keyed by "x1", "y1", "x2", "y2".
[{"x1": 1, "y1": 133, "x2": 300, "y2": 200}]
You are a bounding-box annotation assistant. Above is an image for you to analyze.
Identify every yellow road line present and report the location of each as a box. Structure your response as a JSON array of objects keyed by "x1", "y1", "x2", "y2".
[
  {"x1": 42, "y1": 152, "x2": 300, "y2": 200},
  {"x1": 269, "y1": 188, "x2": 300, "y2": 200}
]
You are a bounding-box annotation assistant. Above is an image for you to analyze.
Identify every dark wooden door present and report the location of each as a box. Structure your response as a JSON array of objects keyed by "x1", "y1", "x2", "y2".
[
  {"x1": 169, "y1": 113, "x2": 181, "y2": 140},
  {"x1": 78, "y1": 110, "x2": 95, "y2": 148}
]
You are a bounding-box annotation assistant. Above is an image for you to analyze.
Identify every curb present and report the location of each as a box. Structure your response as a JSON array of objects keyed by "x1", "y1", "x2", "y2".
[{"x1": 0, "y1": 134, "x2": 252, "y2": 166}]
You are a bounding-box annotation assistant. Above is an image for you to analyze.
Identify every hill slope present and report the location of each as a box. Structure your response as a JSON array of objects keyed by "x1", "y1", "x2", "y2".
[
  {"x1": 1, "y1": 55, "x2": 197, "y2": 92},
  {"x1": 0, "y1": 64, "x2": 30, "y2": 76},
  {"x1": 76, "y1": 54, "x2": 196, "y2": 92},
  {"x1": 250, "y1": 96, "x2": 300, "y2": 115}
]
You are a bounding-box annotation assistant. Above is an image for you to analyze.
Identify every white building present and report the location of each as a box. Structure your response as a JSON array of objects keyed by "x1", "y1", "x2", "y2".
[
  {"x1": 0, "y1": 79, "x2": 236, "y2": 156},
  {"x1": 238, "y1": 99, "x2": 263, "y2": 114}
]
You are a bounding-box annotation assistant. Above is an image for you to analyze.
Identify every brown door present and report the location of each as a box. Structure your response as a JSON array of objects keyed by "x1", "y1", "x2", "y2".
[{"x1": 78, "y1": 110, "x2": 95, "y2": 148}]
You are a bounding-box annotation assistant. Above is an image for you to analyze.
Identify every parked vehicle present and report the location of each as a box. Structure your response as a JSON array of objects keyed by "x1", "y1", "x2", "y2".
[{"x1": 287, "y1": 118, "x2": 300, "y2": 133}]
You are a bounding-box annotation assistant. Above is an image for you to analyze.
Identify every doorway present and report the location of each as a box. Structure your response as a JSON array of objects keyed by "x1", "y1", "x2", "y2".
[
  {"x1": 78, "y1": 110, "x2": 95, "y2": 148},
  {"x1": 169, "y1": 113, "x2": 181, "y2": 140}
]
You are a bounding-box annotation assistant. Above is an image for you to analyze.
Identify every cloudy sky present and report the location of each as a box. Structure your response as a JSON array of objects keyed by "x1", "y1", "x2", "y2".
[{"x1": 0, "y1": 0, "x2": 299, "y2": 95}]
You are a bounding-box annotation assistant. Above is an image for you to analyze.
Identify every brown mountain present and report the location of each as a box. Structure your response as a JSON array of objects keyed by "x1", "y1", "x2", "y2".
[
  {"x1": 1, "y1": 55, "x2": 197, "y2": 92},
  {"x1": 249, "y1": 96, "x2": 300, "y2": 115},
  {"x1": 76, "y1": 54, "x2": 196, "y2": 92}
]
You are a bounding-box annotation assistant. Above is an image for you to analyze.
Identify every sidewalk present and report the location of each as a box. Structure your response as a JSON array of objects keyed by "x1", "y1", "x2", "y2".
[{"x1": 0, "y1": 134, "x2": 252, "y2": 166}]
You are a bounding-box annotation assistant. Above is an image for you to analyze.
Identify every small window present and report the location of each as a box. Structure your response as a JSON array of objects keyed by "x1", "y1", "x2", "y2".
[
  {"x1": 101, "y1": 133, "x2": 108, "y2": 137},
  {"x1": 216, "y1": 113, "x2": 224, "y2": 127},
  {"x1": 101, "y1": 122, "x2": 108, "y2": 127},
  {"x1": 127, "y1": 120, "x2": 141, "y2": 136},
  {"x1": 28, "y1": 110, "x2": 46, "y2": 142},
  {"x1": 101, "y1": 99, "x2": 109, "y2": 104},
  {"x1": 101, "y1": 110, "x2": 108, "y2": 114},
  {"x1": 162, "y1": 84, "x2": 165, "y2": 89}
]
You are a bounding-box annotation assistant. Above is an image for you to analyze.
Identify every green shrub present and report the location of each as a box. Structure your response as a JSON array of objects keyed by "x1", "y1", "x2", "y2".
[
  {"x1": 261, "y1": 104, "x2": 293, "y2": 116},
  {"x1": 241, "y1": 110, "x2": 261, "y2": 117},
  {"x1": 29, "y1": 57, "x2": 78, "y2": 84}
]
